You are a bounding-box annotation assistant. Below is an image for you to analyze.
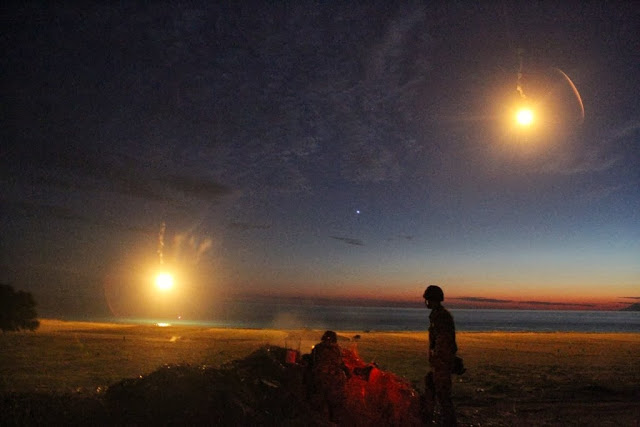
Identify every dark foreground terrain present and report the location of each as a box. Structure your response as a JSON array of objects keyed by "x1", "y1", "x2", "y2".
[
  {"x1": 1, "y1": 321, "x2": 639, "y2": 425},
  {"x1": 2, "y1": 345, "x2": 422, "y2": 426}
]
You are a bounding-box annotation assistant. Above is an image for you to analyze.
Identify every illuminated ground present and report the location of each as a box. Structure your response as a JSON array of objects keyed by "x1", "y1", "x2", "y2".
[{"x1": 1, "y1": 320, "x2": 638, "y2": 425}]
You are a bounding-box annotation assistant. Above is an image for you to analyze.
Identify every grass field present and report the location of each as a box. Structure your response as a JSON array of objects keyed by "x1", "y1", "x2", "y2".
[{"x1": 1, "y1": 319, "x2": 639, "y2": 425}]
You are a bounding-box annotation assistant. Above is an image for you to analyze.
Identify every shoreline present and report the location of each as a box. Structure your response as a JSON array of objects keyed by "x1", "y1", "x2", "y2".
[{"x1": 35, "y1": 310, "x2": 640, "y2": 334}]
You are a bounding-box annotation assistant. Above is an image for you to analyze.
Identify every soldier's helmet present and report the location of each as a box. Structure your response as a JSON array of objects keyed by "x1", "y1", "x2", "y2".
[
  {"x1": 321, "y1": 330, "x2": 338, "y2": 343},
  {"x1": 423, "y1": 285, "x2": 444, "y2": 302}
]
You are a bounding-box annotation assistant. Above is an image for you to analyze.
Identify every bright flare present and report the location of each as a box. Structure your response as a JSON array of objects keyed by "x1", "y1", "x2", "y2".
[
  {"x1": 155, "y1": 272, "x2": 174, "y2": 291},
  {"x1": 516, "y1": 108, "x2": 534, "y2": 126}
]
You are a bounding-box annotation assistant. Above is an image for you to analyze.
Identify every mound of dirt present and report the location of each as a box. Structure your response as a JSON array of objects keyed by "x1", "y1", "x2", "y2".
[
  {"x1": 105, "y1": 344, "x2": 423, "y2": 426},
  {"x1": 0, "y1": 344, "x2": 423, "y2": 426},
  {"x1": 106, "y1": 346, "x2": 322, "y2": 425}
]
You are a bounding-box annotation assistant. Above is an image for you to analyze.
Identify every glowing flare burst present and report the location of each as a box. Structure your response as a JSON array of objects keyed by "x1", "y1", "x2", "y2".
[
  {"x1": 515, "y1": 108, "x2": 534, "y2": 126},
  {"x1": 155, "y1": 272, "x2": 174, "y2": 291}
]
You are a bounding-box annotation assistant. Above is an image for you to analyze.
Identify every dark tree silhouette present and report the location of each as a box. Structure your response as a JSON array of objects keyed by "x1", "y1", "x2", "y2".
[{"x1": 0, "y1": 283, "x2": 40, "y2": 332}]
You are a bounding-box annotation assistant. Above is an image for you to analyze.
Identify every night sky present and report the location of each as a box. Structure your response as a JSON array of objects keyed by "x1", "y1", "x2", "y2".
[{"x1": 2, "y1": 2, "x2": 639, "y2": 319}]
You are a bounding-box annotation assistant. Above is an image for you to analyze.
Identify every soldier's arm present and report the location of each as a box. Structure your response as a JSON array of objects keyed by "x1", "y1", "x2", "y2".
[{"x1": 433, "y1": 315, "x2": 456, "y2": 359}]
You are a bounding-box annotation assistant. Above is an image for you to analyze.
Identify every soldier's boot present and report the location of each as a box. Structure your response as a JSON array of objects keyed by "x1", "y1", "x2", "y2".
[{"x1": 422, "y1": 372, "x2": 435, "y2": 424}]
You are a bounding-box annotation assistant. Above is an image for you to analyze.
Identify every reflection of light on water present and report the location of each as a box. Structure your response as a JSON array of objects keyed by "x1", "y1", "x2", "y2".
[{"x1": 156, "y1": 322, "x2": 171, "y2": 327}]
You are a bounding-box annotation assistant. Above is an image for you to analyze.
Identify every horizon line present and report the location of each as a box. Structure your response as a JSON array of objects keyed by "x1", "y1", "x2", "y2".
[{"x1": 226, "y1": 293, "x2": 629, "y2": 311}]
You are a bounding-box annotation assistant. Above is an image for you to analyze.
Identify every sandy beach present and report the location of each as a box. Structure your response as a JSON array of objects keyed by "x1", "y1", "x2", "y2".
[{"x1": 1, "y1": 319, "x2": 639, "y2": 425}]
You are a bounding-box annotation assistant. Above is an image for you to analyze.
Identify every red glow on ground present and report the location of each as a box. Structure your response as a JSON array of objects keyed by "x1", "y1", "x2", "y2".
[{"x1": 339, "y1": 346, "x2": 421, "y2": 423}]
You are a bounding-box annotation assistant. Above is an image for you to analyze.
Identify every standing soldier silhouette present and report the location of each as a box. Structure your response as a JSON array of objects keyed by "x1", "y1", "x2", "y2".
[{"x1": 423, "y1": 285, "x2": 458, "y2": 426}]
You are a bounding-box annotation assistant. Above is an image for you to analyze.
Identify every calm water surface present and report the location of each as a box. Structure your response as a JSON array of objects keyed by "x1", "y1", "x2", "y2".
[{"x1": 117, "y1": 304, "x2": 640, "y2": 333}]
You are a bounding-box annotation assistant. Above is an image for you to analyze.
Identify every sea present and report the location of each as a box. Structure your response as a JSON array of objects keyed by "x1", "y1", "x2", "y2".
[{"x1": 119, "y1": 303, "x2": 640, "y2": 333}]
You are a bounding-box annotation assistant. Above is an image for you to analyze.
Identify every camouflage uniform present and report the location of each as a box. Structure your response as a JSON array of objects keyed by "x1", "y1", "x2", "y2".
[
  {"x1": 425, "y1": 305, "x2": 458, "y2": 426},
  {"x1": 309, "y1": 335, "x2": 348, "y2": 422}
]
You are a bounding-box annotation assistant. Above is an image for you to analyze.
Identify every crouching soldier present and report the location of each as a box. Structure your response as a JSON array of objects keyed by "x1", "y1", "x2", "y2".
[
  {"x1": 423, "y1": 285, "x2": 459, "y2": 426},
  {"x1": 308, "y1": 330, "x2": 349, "y2": 423}
]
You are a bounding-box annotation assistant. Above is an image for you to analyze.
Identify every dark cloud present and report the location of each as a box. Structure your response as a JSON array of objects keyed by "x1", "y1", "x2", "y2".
[
  {"x1": 456, "y1": 296, "x2": 514, "y2": 303},
  {"x1": 330, "y1": 236, "x2": 364, "y2": 246},
  {"x1": 385, "y1": 235, "x2": 414, "y2": 243},
  {"x1": 2, "y1": 200, "x2": 154, "y2": 234},
  {"x1": 521, "y1": 300, "x2": 595, "y2": 308},
  {"x1": 456, "y1": 296, "x2": 596, "y2": 308},
  {"x1": 2, "y1": 141, "x2": 231, "y2": 204},
  {"x1": 621, "y1": 296, "x2": 640, "y2": 301}
]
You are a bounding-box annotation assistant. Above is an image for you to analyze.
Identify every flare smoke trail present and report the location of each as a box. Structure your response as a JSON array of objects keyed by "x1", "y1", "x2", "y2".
[
  {"x1": 194, "y1": 238, "x2": 213, "y2": 264},
  {"x1": 158, "y1": 222, "x2": 166, "y2": 265},
  {"x1": 173, "y1": 234, "x2": 213, "y2": 265}
]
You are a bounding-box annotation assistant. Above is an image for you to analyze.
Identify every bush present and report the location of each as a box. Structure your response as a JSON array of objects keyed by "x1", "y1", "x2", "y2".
[{"x1": 0, "y1": 284, "x2": 40, "y2": 332}]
